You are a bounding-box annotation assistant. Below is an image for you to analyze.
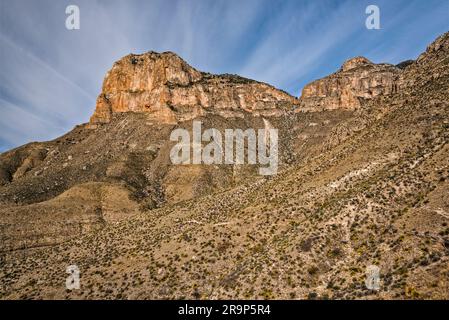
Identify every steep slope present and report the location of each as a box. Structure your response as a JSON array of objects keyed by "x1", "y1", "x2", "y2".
[
  {"x1": 299, "y1": 56, "x2": 401, "y2": 112},
  {"x1": 0, "y1": 52, "x2": 354, "y2": 251},
  {"x1": 0, "y1": 31, "x2": 448, "y2": 300},
  {"x1": 90, "y1": 51, "x2": 299, "y2": 125}
]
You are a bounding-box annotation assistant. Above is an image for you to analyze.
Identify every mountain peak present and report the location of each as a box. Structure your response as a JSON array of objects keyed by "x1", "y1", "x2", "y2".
[
  {"x1": 2, "y1": 29, "x2": 449, "y2": 300},
  {"x1": 341, "y1": 56, "x2": 373, "y2": 71},
  {"x1": 416, "y1": 31, "x2": 449, "y2": 64},
  {"x1": 299, "y1": 56, "x2": 400, "y2": 112},
  {"x1": 89, "y1": 52, "x2": 298, "y2": 125},
  {"x1": 426, "y1": 31, "x2": 449, "y2": 53}
]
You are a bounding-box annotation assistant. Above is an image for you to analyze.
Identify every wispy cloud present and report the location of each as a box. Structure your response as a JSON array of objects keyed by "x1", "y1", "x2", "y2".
[
  {"x1": 0, "y1": 97, "x2": 64, "y2": 147},
  {"x1": 0, "y1": 0, "x2": 448, "y2": 152}
]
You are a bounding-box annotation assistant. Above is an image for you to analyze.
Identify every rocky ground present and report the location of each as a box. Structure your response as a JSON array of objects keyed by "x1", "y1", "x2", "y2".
[{"x1": 0, "y1": 31, "x2": 448, "y2": 300}]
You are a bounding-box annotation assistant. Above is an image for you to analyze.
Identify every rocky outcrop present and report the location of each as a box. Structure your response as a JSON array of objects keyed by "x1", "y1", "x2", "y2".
[
  {"x1": 399, "y1": 31, "x2": 449, "y2": 89},
  {"x1": 90, "y1": 50, "x2": 429, "y2": 122},
  {"x1": 1, "y1": 30, "x2": 449, "y2": 300},
  {"x1": 298, "y1": 56, "x2": 402, "y2": 112},
  {"x1": 396, "y1": 60, "x2": 414, "y2": 70},
  {"x1": 89, "y1": 52, "x2": 299, "y2": 125}
]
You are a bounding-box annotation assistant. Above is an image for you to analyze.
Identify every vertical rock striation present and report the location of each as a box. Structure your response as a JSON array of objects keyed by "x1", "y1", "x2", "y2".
[
  {"x1": 89, "y1": 52, "x2": 300, "y2": 125},
  {"x1": 298, "y1": 56, "x2": 402, "y2": 112}
]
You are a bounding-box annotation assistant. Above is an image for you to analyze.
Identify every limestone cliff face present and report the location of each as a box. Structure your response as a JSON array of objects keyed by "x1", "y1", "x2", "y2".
[
  {"x1": 400, "y1": 31, "x2": 449, "y2": 89},
  {"x1": 298, "y1": 56, "x2": 402, "y2": 112},
  {"x1": 87, "y1": 32, "x2": 449, "y2": 121},
  {"x1": 89, "y1": 52, "x2": 299, "y2": 125}
]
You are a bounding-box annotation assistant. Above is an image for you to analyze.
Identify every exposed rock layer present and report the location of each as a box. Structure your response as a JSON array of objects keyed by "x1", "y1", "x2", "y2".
[
  {"x1": 90, "y1": 52, "x2": 300, "y2": 125},
  {"x1": 90, "y1": 52, "x2": 409, "y2": 120},
  {"x1": 1, "y1": 31, "x2": 449, "y2": 300},
  {"x1": 298, "y1": 56, "x2": 402, "y2": 112}
]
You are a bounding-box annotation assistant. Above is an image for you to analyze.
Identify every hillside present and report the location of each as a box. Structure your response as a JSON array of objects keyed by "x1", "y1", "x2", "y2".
[{"x1": 0, "y1": 31, "x2": 448, "y2": 300}]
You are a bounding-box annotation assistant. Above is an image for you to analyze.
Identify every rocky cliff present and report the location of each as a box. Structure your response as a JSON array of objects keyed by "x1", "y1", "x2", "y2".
[
  {"x1": 1, "y1": 31, "x2": 448, "y2": 300},
  {"x1": 89, "y1": 32, "x2": 449, "y2": 122},
  {"x1": 298, "y1": 56, "x2": 402, "y2": 112},
  {"x1": 90, "y1": 52, "x2": 299, "y2": 125},
  {"x1": 89, "y1": 51, "x2": 412, "y2": 122}
]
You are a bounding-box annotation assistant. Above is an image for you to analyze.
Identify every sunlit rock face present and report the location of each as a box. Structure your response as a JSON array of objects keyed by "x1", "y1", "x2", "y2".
[
  {"x1": 298, "y1": 56, "x2": 402, "y2": 112},
  {"x1": 89, "y1": 51, "x2": 300, "y2": 125}
]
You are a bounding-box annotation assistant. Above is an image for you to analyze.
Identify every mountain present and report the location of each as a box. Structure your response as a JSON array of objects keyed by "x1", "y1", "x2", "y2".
[
  {"x1": 0, "y1": 31, "x2": 448, "y2": 300},
  {"x1": 89, "y1": 51, "x2": 299, "y2": 125},
  {"x1": 298, "y1": 56, "x2": 401, "y2": 112}
]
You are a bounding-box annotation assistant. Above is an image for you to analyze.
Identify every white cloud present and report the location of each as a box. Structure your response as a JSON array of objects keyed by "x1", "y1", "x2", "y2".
[{"x1": 0, "y1": 0, "x2": 448, "y2": 152}]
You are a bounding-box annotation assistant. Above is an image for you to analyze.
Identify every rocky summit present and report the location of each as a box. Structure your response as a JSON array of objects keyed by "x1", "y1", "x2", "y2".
[
  {"x1": 299, "y1": 56, "x2": 402, "y2": 112},
  {"x1": 0, "y1": 31, "x2": 448, "y2": 300},
  {"x1": 89, "y1": 51, "x2": 299, "y2": 125}
]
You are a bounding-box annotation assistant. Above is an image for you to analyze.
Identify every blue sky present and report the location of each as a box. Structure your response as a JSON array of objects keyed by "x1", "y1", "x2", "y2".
[{"x1": 0, "y1": 0, "x2": 448, "y2": 152}]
